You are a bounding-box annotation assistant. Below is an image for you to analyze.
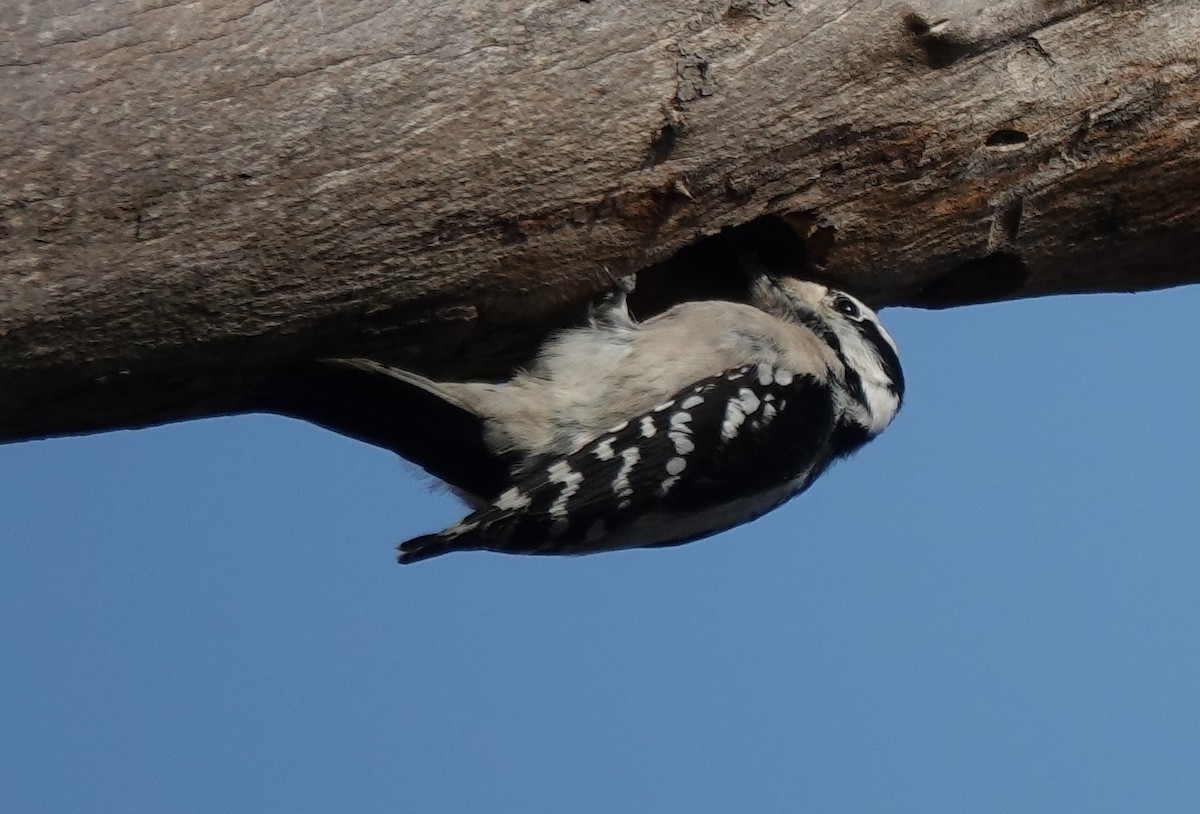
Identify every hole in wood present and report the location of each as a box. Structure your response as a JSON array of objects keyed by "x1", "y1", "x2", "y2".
[
  {"x1": 999, "y1": 198, "x2": 1024, "y2": 243},
  {"x1": 629, "y1": 216, "x2": 812, "y2": 319},
  {"x1": 985, "y1": 129, "x2": 1030, "y2": 150},
  {"x1": 902, "y1": 12, "x2": 965, "y2": 68},
  {"x1": 648, "y1": 120, "x2": 680, "y2": 165}
]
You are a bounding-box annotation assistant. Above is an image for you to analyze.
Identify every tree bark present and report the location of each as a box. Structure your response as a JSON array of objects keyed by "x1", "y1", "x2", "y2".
[{"x1": 2, "y1": 0, "x2": 1198, "y2": 443}]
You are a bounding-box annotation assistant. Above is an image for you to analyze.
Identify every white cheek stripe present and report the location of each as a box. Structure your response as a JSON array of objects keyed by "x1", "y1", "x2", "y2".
[{"x1": 832, "y1": 315, "x2": 902, "y2": 435}]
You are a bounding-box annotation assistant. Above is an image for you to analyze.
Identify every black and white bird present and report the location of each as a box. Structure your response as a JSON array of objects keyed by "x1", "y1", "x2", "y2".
[{"x1": 264, "y1": 273, "x2": 903, "y2": 563}]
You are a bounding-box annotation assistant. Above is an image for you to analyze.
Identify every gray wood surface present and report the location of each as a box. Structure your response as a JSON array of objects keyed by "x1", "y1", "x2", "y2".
[{"x1": 2, "y1": 0, "x2": 1197, "y2": 441}]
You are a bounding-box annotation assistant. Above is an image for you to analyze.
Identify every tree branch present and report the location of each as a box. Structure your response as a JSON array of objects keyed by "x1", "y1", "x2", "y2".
[{"x1": 2, "y1": 0, "x2": 1198, "y2": 442}]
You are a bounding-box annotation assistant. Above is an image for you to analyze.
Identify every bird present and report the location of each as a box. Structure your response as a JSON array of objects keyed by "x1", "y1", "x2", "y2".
[{"x1": 261, "y1": 271, "x2": 903, "y2": 563}]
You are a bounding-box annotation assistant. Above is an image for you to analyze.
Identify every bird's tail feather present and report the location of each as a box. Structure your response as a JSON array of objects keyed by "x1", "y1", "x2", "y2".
[
  {"x1": 397, "y1": 533, "x2": 454, "y2": 564},
  {"x1": 251, "y1": 359, "x2": 511, "y2": 503}
]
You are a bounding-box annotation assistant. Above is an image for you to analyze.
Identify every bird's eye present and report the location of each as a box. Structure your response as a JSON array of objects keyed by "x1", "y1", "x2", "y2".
[{"x1": 832, "y1": 295, "x2": 861, "y2": 319}]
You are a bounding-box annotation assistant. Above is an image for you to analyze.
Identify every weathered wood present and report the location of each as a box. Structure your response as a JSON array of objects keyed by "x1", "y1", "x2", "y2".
[{"x1": 2, "y1": 0, "x2": 1198, "y2": 442}]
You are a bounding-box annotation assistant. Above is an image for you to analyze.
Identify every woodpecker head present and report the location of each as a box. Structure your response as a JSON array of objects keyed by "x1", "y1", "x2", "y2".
[{"x1": 750, "y1": 276, "x2": 904, "y2": 436}]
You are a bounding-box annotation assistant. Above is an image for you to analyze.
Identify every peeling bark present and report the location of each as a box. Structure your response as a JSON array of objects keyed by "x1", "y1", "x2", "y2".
[{"x1": 2, "y1": 0, "x2": 1198, "y2": 442}]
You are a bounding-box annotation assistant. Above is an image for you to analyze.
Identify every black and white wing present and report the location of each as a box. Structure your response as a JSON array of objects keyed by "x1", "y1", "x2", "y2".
[{"x1": 399, "y1": 362, "x2": 838, "y2": 563}]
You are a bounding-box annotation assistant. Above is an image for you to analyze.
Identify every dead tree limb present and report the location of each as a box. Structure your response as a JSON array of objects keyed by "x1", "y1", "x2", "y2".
[{"x1": 2, "y1": 0, "x2": 1198, "y2": 442}]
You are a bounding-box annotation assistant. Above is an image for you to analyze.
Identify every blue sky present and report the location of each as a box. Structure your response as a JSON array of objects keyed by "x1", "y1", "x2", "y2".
[{"x1": 4, "y1": 286, "x2": 1200, "y2": 813}]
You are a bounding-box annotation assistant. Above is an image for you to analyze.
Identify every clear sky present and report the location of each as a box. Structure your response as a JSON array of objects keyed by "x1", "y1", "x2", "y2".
[{"x1": 4, "y1": 285, "x2": 1200, "y2": 813}]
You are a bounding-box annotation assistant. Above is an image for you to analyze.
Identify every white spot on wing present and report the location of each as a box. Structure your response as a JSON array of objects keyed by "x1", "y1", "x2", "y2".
[
  {"x1": 736, "y1": 388, "x2": 761, "y2": 415},
  {"x1": 722, "y1": 401, "x2": 746, "y2": 440},
  {"x1": 594, "y1": 438, "x2": 615, "y2": 460},
  {"x1": 671, "y1": 435, "x2": 695, "y2": 455},
  {"x1": 757, "y1": 363, "x2": 773, "y2": 386},
  {"x1": 660, "y1": 475, "x2": 680, "y2": 495},
  {"x1": 774, "y1": 368, "x2": 794, "y2": 386},
  {"x1": 547, "y1": 461, "x2": 584, "y2": 521},
  {"x1": 548, "y1": 461, "x2": 578, "y2": 481},
  {"x1": 612, "y1": 446, "x2": 641, "y2": 500},
  {"x1": 666, "y1": 457, "x2": 686, "y2": 475},
  {"x1": 720, "y1": 387, "x2": 763, "y2": 441},
  {"x1": 640, "y1": 417, "x2": 657, "y2": 438},
  {"x1": 681, "y1": 394, "x2": 704, "y2": 410},
  {"x1": 668, "y1": 409, "x2": 694, "y2": 455},
  {"x1": 494, "y1": 487, "x2": 531, "y2": 512}
]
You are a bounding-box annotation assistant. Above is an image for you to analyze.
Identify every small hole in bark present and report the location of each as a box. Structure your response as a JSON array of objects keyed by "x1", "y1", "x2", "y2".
[
  {"x1": 649, "y1": 121, "x2": 680, "y2": 165},
  {"x1": 500, "y1": 221, "x2": 527, "y2": 245},
  {"x1": 999, "y1": 198, "x2": 1024, "y2": 242},
  {"x1": 903, "y1": 12, "x2": 936, "y2": 36},
  {"x1": 804, "y1": 224, "x2": 838, "y2": 268},
  {"x1": 723, "y1": 6, "x2": 756, "y2": 24},
  {"x1": 629, "y1": 216, "x2": 810, "y2": 318},
  {"x1": 903, "y1": 12, "x2": 966, "y2": 68},
  {"x1": 985, "y1": 129, "x2": 1030, "y2": 149}
]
